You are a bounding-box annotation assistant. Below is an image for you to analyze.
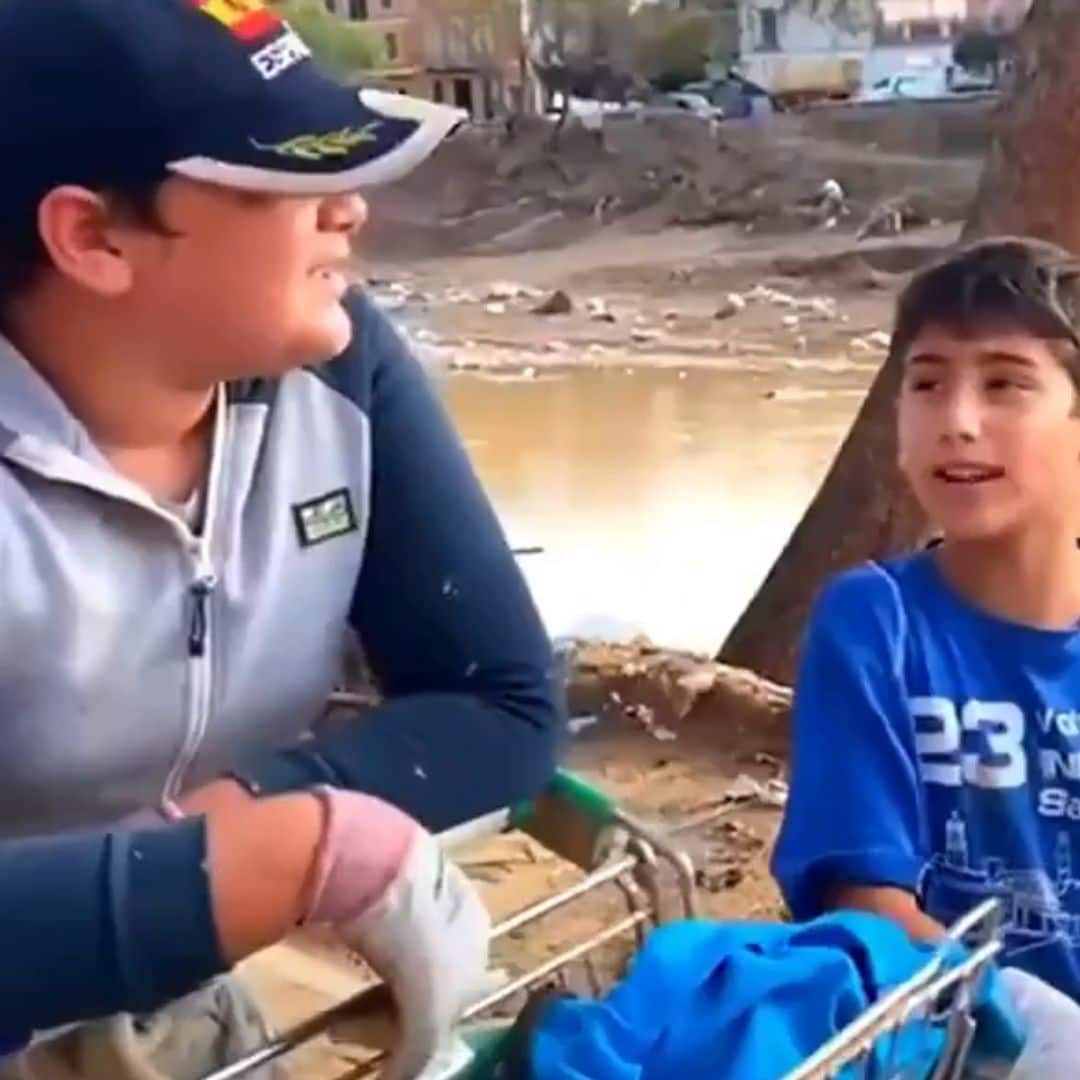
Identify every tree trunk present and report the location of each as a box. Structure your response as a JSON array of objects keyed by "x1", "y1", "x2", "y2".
[{"x1": 717, "y1": 0, "x2": 1080, "y2": 686}]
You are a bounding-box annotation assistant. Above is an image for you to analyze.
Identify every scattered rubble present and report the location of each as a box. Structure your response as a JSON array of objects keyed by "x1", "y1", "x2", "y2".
[
  {"x1": 723, "y1": 773, "x2": 789, "y2": 809},
  {"x1": 585, "y1": 297, "x2": 616, "y2": 323},
  {"x1": 533, "y1": 289, "x2": 573, "y2": 316},
  {"x1": 567, "y1": 637, "x2": 792, "y2": 756}
]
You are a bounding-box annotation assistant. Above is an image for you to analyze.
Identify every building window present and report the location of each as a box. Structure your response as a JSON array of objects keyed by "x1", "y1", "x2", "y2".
[
  {"x1": 385, "y1": 32, "x2": 398, "y2": 61},
  {"x1": 348, "y1": 0, "x2": 367, "y2": 19},
  {"x1": 759, "y1": 9, "x2": 779, "y2": 52},
  {"x1": 453, "y1": 77, "x2": 473, "y2": 114},
  {"x1": 432, "y1": 79, "x2": 445, "y2": 103}
]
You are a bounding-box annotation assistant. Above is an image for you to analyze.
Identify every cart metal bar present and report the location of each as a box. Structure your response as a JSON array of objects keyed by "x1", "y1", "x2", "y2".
[
  {"x1": 784, "y1": 899, "x2": 1003, "y2": 1080},
  {"x1": 351, "y1": 911, "x2": 652, "y2": 1080},
  {"x1": 200, "y1": 854, "x2": 641, "y2": 1080},
  {"x1": 494, "y1": 854, "x2": 638, "y2": 939}
]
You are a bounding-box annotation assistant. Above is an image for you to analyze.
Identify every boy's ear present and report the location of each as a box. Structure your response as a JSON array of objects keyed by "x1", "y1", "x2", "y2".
[{"x1": 37, "y1": 186, "x2": 134, "y2": 298}]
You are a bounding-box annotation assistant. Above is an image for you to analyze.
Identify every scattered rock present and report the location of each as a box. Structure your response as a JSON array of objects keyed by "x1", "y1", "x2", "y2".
[
  {"x1": 697, "y1": 863, "x2": 745, "y2": 893},
  {"x1": 867, "y1": 330, "x2": 892, "y2": 349},
  {"x1": 485, "y1": 301, "x2": 507, "y2": 315},
  {"x1": 532, "y1": 289, "x2": 573, "y2": 316},
  {"x1": 663, "y1": 310, "x2": 679, "y2": 322},
  {"x1": 624, "y1": 702, "x2": 678, "y2": 742},
  {"x1": 747, "y1": 284, "x2": 797, "y2": 308},
  {"x1": 798, "y1": 296, "x2": 837, "y2": 320},
  {"x1": 585, "y1": 297, "x2": 616, "y2": 323},
  {"x1": 714, "y1": 291, "x2": 748, "y2": 321},
  {"x1": 486, "y1": 281, "x2": 526, "y2": 301},
  {"x1": 723, "y1": 773, "x2": 789, "y2": 809},
  {"x1": 630, "y1": 328, "x2": 661, "y2": 344},
  {"x1": 781, "y1": 314, "x2": 800, "y2": 329},
  {"x1": 754, "y1": 751, "x2": 784, "y2": 775}
]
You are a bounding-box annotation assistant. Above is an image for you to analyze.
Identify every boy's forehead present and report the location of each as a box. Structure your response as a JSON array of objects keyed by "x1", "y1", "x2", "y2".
[{"x1": 903, "y1": 323, "x2": 1060, "y2": 367}]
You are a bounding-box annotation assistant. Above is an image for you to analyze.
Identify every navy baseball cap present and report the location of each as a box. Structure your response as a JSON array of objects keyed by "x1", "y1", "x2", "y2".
[{"x1": 0, "y1": 0, "x2": 468, "y2": 214}]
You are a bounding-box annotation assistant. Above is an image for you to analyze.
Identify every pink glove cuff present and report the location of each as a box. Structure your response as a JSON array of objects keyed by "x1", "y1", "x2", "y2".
[{"x1": 302, "y1": 786, "x2": 418, "y2": 926}]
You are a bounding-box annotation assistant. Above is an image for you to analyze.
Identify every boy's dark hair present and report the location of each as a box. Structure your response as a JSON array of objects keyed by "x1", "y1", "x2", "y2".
[
  {"x1": 893, "y1": 236, "x2": 1080, "y2": 388},
  {"x1": 0, "y1": 186, "x2": 172, "y2": 318}
]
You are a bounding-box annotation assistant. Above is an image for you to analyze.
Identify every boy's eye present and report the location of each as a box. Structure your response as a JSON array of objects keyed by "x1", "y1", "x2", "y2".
[
  {"x1": 907, "y1": 376, "x2": 938, "y2": 393},
  {"x1": 985, "y1": 375, "x2": 1031, "y2": 393}
]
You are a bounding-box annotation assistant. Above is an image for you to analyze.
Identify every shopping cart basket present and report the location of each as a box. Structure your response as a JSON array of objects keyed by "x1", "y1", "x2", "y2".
[
  {"x1": 201, "y1": 768, "x2": 698, "y2": 1080},
  {"x1": 201, "y1": 767, "x2": 1005, "y2": 1080}
]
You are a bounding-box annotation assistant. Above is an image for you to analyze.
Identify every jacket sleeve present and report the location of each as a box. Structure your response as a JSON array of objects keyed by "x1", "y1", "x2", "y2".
[
  {"x1": 229, "y1": 293, "x2": 565, "y2": 832},
  {"x1": 0, "y1": 819, "x2": 226, "y2": 1044}
]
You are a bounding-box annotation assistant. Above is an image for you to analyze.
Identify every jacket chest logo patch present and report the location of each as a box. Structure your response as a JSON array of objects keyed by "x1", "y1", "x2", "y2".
[{"x1": 293, "y1": 489, "x2": 357, "y2": 548}]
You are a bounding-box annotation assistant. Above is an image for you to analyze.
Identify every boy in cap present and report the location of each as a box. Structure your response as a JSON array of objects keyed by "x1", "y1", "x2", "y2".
[
  {"x1": 0, "y1": 0, "x2": 562, "y2": 1072},
  {"x1": 775, "y1": 238, "x2": 1080, "y2": 1003}
]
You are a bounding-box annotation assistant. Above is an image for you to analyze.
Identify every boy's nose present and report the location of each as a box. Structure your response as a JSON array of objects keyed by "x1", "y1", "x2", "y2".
[
  {"x1": 939, "y1": 389, "x2": 981, "y2": 444},
  {"x1": 319, "y1": 193, "x2": 368, "y2": 235}
]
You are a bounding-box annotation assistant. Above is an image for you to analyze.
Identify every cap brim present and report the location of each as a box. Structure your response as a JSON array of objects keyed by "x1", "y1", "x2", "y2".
[{"x1": 167, "y1": 87, "x2": 467, "y2": 195}]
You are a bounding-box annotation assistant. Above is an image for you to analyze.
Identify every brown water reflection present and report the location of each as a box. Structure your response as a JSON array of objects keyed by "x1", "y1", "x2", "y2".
[{"x1": 441, "y1": 363, "x2": 871, "y2": 653}]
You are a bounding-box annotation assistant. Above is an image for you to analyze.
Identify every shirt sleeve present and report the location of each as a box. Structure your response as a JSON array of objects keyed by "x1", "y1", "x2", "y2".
[
  {"x1": 771, "y1": 563, "x2": 930, "y2": 921},
  {"x1": 229, "y1": 294, "x2": 565, "y2": 832},
  {"x1": 0, "y1": 819, "x2": 226, "y2": 1042}
]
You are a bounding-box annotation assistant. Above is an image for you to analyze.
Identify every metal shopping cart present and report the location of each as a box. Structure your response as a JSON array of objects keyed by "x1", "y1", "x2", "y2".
[{"x1": 200, "y1": 771, "x2": 1005, "y2": 1080}]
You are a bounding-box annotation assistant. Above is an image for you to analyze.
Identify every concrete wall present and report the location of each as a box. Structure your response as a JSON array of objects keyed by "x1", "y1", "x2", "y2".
[
  {"x1": 799, "y1": 95, "x2": 996, "y2": 158},
  {"x1": 877, "y1": 0, "x2": 966, "y2": 21},
  {"x1": 863, "y1": 41, "x2": 954, "y2": 86}
]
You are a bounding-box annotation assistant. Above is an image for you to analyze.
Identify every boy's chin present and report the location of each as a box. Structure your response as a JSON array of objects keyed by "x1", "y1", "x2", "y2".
[
  {"x1": 933, "y1": 511, "x2": 1022, "y2": 545},
  {"x1": 293, "y1": 309, "x2": 354, "y2": 363}
]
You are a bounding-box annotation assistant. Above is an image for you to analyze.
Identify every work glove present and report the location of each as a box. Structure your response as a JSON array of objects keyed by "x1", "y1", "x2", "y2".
[{"x1": 304, "y1": 787, "x2": 492, "y2": 1080}]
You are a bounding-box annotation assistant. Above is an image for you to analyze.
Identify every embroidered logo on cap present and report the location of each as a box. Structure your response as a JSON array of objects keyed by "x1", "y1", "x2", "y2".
[
  {"x1": 292, "y1": 489, "x2": 359, "y2": 548},
  {"x1": 189, "y1": 0, "x2": 310, "y2": 79},
  {"x1": 191, "y1": 0, "x2": 282, "y2": 41},
  {"x1": 251, "y1": 122, "x2": 381, "y2": 161},
  {"x1": 250, "y1": 29, "x2": 312, "y2": 78}
]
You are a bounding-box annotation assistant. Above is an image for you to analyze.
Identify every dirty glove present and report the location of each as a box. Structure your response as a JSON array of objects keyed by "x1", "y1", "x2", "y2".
[{"x1": 303, "y1": 787, "x2": 491, "y2": 1080}]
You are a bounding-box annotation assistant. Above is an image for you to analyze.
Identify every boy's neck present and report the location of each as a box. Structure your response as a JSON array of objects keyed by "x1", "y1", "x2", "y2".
[
  {"x1": 7, "y1": 290, "x2": 217, "y2": 445},
  {"x1": 6, "y1": 291, "x2": 216, "y2": 500},
  {"x1": 936, "y1": 530, "x2": 1080, "y2": 632}
]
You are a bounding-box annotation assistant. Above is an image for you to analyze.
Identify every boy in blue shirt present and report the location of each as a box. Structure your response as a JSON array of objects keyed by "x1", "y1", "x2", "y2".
[{"x1": 774, "y1": 237, "x2": 1080, "y2": 1001}]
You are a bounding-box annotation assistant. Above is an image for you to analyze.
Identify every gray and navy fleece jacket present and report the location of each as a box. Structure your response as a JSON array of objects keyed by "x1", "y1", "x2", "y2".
[{"x1": 0, "y1": 290, "x2": 562, "y2": 1041}]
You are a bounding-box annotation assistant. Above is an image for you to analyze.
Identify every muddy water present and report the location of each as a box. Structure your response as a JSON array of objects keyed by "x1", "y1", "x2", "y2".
[{"x1": 440, "y1": 362, "x2": 873, "y2": 654}]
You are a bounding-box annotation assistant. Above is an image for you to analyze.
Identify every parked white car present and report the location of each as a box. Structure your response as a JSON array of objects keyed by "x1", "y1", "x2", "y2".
[{"x1": 859, "y1": 71, "x2": 948, "y2": 102}]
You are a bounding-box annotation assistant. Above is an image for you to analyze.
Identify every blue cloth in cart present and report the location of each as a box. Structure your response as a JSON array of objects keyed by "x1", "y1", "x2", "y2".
[{"x1": 528, "y1": 911, "x2": 1024, "y2": 1080}]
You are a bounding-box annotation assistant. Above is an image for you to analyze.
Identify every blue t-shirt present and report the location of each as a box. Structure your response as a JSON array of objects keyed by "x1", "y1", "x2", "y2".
[{"x1": 773, "y1": 552, "x2": 1080, "y2": 1001}]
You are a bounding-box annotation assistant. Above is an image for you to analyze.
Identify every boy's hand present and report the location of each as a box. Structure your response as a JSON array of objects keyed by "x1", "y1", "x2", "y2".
[
  {"x1": 827, "y1": 883, "x2": 947, "y2": 943},
  {"x1": 178, "y1": 778, "x2": 255, "y2": 817}
]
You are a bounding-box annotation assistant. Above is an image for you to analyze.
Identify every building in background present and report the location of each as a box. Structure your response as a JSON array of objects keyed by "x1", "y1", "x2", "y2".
[
  {"x1": 964, "y1": 0, "x2": 1029, "y2": 31},
  {"x1": 736, "y1": 1, "x2": 874, "y2": 104},
  {"x1": 736, "y1": 0, "x2": 1028, "y2": 101},
  {"x1": 326, "y1": 0, "x2": 528, "y2": 118}
]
